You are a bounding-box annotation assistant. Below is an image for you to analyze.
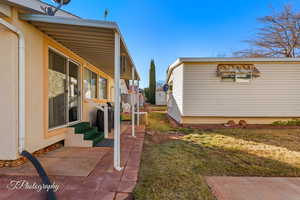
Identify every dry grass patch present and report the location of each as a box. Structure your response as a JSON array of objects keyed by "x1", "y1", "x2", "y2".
[
  {"x1": 182, "y1": 132, "x2": 300, "y2": 176},
  {"x1": 134, "y1": 112, "x2": 300, "y2": 200},
  {"x1": 147, "y1": 112, "x2": 173, "y2": 132},
  {"x1": 134, "y1": 134, "x2": 216, "y2": 200},
  {"x1": 147, "y1": 112, "x2": 195, "y2": 134},
  {"x1": 149, "y1": 105, "x2": 167, "y2": 112}
]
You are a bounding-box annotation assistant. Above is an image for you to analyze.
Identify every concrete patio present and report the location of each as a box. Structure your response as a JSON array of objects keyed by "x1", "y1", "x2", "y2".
[
  {"x1": 0, "y1": 125, "x2": 145, "y2": 200},
  {"x1": 206, "y1": 176, "x2": 300, "y2": 200},
  {"x1": 0, "y1": 147, "x2": 110, "y2": 177}
]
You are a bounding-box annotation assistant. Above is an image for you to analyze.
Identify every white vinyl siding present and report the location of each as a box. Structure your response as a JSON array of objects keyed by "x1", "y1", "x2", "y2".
[
  {"x1": 183, "y1": 63, "x2": 300, "y2": 117},
  {"x1": 167, "y1": 65, "x2": 183, "y2": 122},
  {"x1": 156, "y1": 91, "x2": 167, "y2": 106}
]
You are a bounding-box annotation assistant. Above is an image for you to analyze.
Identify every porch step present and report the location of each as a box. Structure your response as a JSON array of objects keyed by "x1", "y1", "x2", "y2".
[
  {"x1": 72, "y1": 122, "x2": 91, "y2": 133},
  {"x1": 64, "y1": 128, "x2": 93, "y2": 147},
  {"x1": 70, "y1": 122, "x2": 105, "y2": 147},
  {"x1": 83, "y1": 127, "x2": 98, "y2": 140}
]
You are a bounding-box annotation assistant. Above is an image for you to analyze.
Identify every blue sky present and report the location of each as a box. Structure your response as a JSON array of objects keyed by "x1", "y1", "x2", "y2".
[{"x1": 43, "y1": 0, "x2": 300, "y2": 88}]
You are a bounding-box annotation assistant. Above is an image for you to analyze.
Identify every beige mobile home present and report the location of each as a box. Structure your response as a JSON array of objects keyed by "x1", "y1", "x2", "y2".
[
  {"x1": 0, "y1": 0, "x2": 140, "y2": 168},
  {"x1": 167, "y1": 57, "x2": 300, "y2": 125}
]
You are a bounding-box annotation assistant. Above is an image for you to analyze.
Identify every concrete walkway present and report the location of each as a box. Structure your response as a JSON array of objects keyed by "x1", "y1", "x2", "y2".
[
  {"x1": 206, "y1": 176, "x2": 300, "y2": 200},
  {"x1": 0, "y1": 125, "x2": 145, "y2": 200}
]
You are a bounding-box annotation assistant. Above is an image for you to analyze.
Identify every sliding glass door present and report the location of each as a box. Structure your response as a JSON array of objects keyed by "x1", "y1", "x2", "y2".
[
  {"x1": 48, "y1": 49, "x2": 67, "y2": 129},
  {"x1": 48, "y1": 49, "x2": 81, "y2": 129}
]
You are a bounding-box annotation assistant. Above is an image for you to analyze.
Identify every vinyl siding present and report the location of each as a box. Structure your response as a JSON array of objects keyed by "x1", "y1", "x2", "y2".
[
  {"x1": 183, "y1": 63, "x2": 300, "y2": 117},
  {"x1": 156, "y1": 91, "x2": 166, "y2": 105},
  {"x1": 167, "y1": 65, "x2": 183, "y2": 122}
]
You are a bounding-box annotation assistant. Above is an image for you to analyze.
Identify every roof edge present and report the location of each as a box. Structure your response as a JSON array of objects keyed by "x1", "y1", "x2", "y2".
[
  {"x1": 20, "y1": 14, "x2": 140, "y2": 80},
  {"x1": 166, "y1": 57, "x2": 300, "y2": 83},
  {"x1": 20, "y1": 14, "x2": 118, "y2": 29},
  {"x1": 177, "y1": 57, "x2": 300, "y2": 63}
]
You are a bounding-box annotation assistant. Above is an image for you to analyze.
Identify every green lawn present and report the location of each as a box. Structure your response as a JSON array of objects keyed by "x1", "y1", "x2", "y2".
[{"x1": 134, "y1": 112, "x2": 300, "y2": 200}]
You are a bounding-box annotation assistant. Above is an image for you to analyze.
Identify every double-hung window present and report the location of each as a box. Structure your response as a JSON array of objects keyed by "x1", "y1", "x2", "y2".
[
  {"x1": 217, "y1": 64, "x2": 258, "y2": 83},
  {"x1": 220, "y1": 70, "x2": 252, "y2": 83},
  {"x1": 84, "y1": 68, "x2": 97, "y2": 99},
  {"x1": 99, "y1": 76, "x2": 108, "y2": 99}
]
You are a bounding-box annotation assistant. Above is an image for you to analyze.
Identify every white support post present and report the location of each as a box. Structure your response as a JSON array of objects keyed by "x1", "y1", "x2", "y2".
[
  {"x1": 131, "y1": 68, "x2": 135, "y2": 137},
  {"x1": 114, "y1": 32, "x2": 122, "y2": 171},
  {"x1": 137, "y1": 80, "x2": 140, "y2": 126},
  {"x1": 104, "y1": 104, "x2": 108, "y2": 138}
]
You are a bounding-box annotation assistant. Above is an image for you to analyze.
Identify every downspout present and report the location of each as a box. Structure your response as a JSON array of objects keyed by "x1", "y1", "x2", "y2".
[{"x1": 0, "y1": 18, "x2": 26, "y2": 155}]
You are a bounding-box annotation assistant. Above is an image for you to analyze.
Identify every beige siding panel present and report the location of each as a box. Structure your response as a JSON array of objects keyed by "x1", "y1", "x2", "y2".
[
  {"x1": 0, "y1": 28, "x2": 19, "y2": 160},
  {"x1": 15, "y1": 14, "x2": 66, "y2": 153},
  {"x1": 183, "y1": 63, "x2": 300, "y2": 117},
  {"x1": 82, "y1": 101, "x2": 98, "y2": 124},
  {"x1": 167, "y1": 65, "x2": 183, "y2": 122},
  {"x1": 0, "y1": 8, "x2": 114, "y2": 159}
]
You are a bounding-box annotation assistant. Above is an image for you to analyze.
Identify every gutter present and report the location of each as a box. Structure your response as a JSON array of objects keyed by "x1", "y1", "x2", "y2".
[
  {"x1": 0, "y1": 18, "x2": 26, "y2": 154},
  {"x1": 166, "y1": 57, "x2": 300, "y2": 83},
  {"x1": 166, "y1": 58, "x2": 182, "y2": 83}
]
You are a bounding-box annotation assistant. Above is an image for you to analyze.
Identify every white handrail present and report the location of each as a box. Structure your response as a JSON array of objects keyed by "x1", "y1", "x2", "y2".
[
  {"x1": 131, "y1": 68, "x2": 135, "y2": 137},
  {"x1": 96, "y1": 103, "x2": 108, "y2": 138}
]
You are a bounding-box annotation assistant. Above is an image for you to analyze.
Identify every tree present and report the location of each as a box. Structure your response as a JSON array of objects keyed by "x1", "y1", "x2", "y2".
[
  {"x1": 149, "y1": 60, "x2": 156, "y2": 104},
  {"x1": 143, "y1": 88, "x2": 150, "y2": 102},
  {"x1": 235, "y1": 5, "x2": 300, "y2": 58}
]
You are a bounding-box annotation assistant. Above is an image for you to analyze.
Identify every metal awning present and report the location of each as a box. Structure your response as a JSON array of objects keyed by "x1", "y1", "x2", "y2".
[{"x1": 20, "y1": 14, "x2": 140, "y2": 80}]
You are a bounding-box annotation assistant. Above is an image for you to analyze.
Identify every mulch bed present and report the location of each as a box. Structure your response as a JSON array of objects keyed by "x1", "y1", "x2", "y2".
[
  {"x1": 167, "y1": 115, "x2": 300, "y2": 130},
  {"x1": 0, "y1": 142, "x2": 63, "y2": 168},
  {"x1": 183, "y1": 124, "x2": 300, "y2": 129}
]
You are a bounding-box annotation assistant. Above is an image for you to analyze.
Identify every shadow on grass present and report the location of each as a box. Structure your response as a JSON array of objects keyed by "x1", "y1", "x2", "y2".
[
  {"x1": 149, "y1": 112, "x2": 300, "y2": 153},
  {"x1": 134, "y1": 134, "x2": 300, "y2": 200}
]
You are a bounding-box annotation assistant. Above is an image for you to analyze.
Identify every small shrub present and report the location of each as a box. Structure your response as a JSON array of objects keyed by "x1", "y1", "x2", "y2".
[
  {"x1": 177, "y1": 128, "x2": 197, "y2": 134},
  {"x1": 272, "y1": 121, "x2": 287, "y2": 126},
  {"x1": 272, "y1": 119, "x2": 300, "y2": 126}
]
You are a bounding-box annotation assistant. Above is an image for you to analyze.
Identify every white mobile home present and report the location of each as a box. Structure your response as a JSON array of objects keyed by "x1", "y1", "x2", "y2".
[
  {"x1": 167, "y1": 58, "x2": 300, "y2": 125},
  {"x1": 155, "y1": 88, "x2": 167, "y2": 106}
]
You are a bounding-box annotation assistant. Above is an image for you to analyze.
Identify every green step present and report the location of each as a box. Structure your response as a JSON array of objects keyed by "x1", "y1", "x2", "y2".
[
  {"x1": 83, "y1": 127, "x2": 98, "y2": 140},
  {"x1": 92, "y1": 133, "x2": 105, "y2": 146},
  {"x1": 69, "y1": 122, "x2": 104, "y2": 146},
  {"x1": 71, "y1": 122, "x2": 91, "y2": 133}
]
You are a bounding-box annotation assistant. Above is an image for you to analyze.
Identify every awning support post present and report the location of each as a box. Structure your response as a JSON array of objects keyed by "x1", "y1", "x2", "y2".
[
  {"x1": 131, "y1": 68, "x2": 135, "y2": 137},
  {"x1": 114, "y1": 32, "x2": 122, "y2": 171},
  {"x1": 137, "y1": 80, "x2": 140, "y2": 126}
]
